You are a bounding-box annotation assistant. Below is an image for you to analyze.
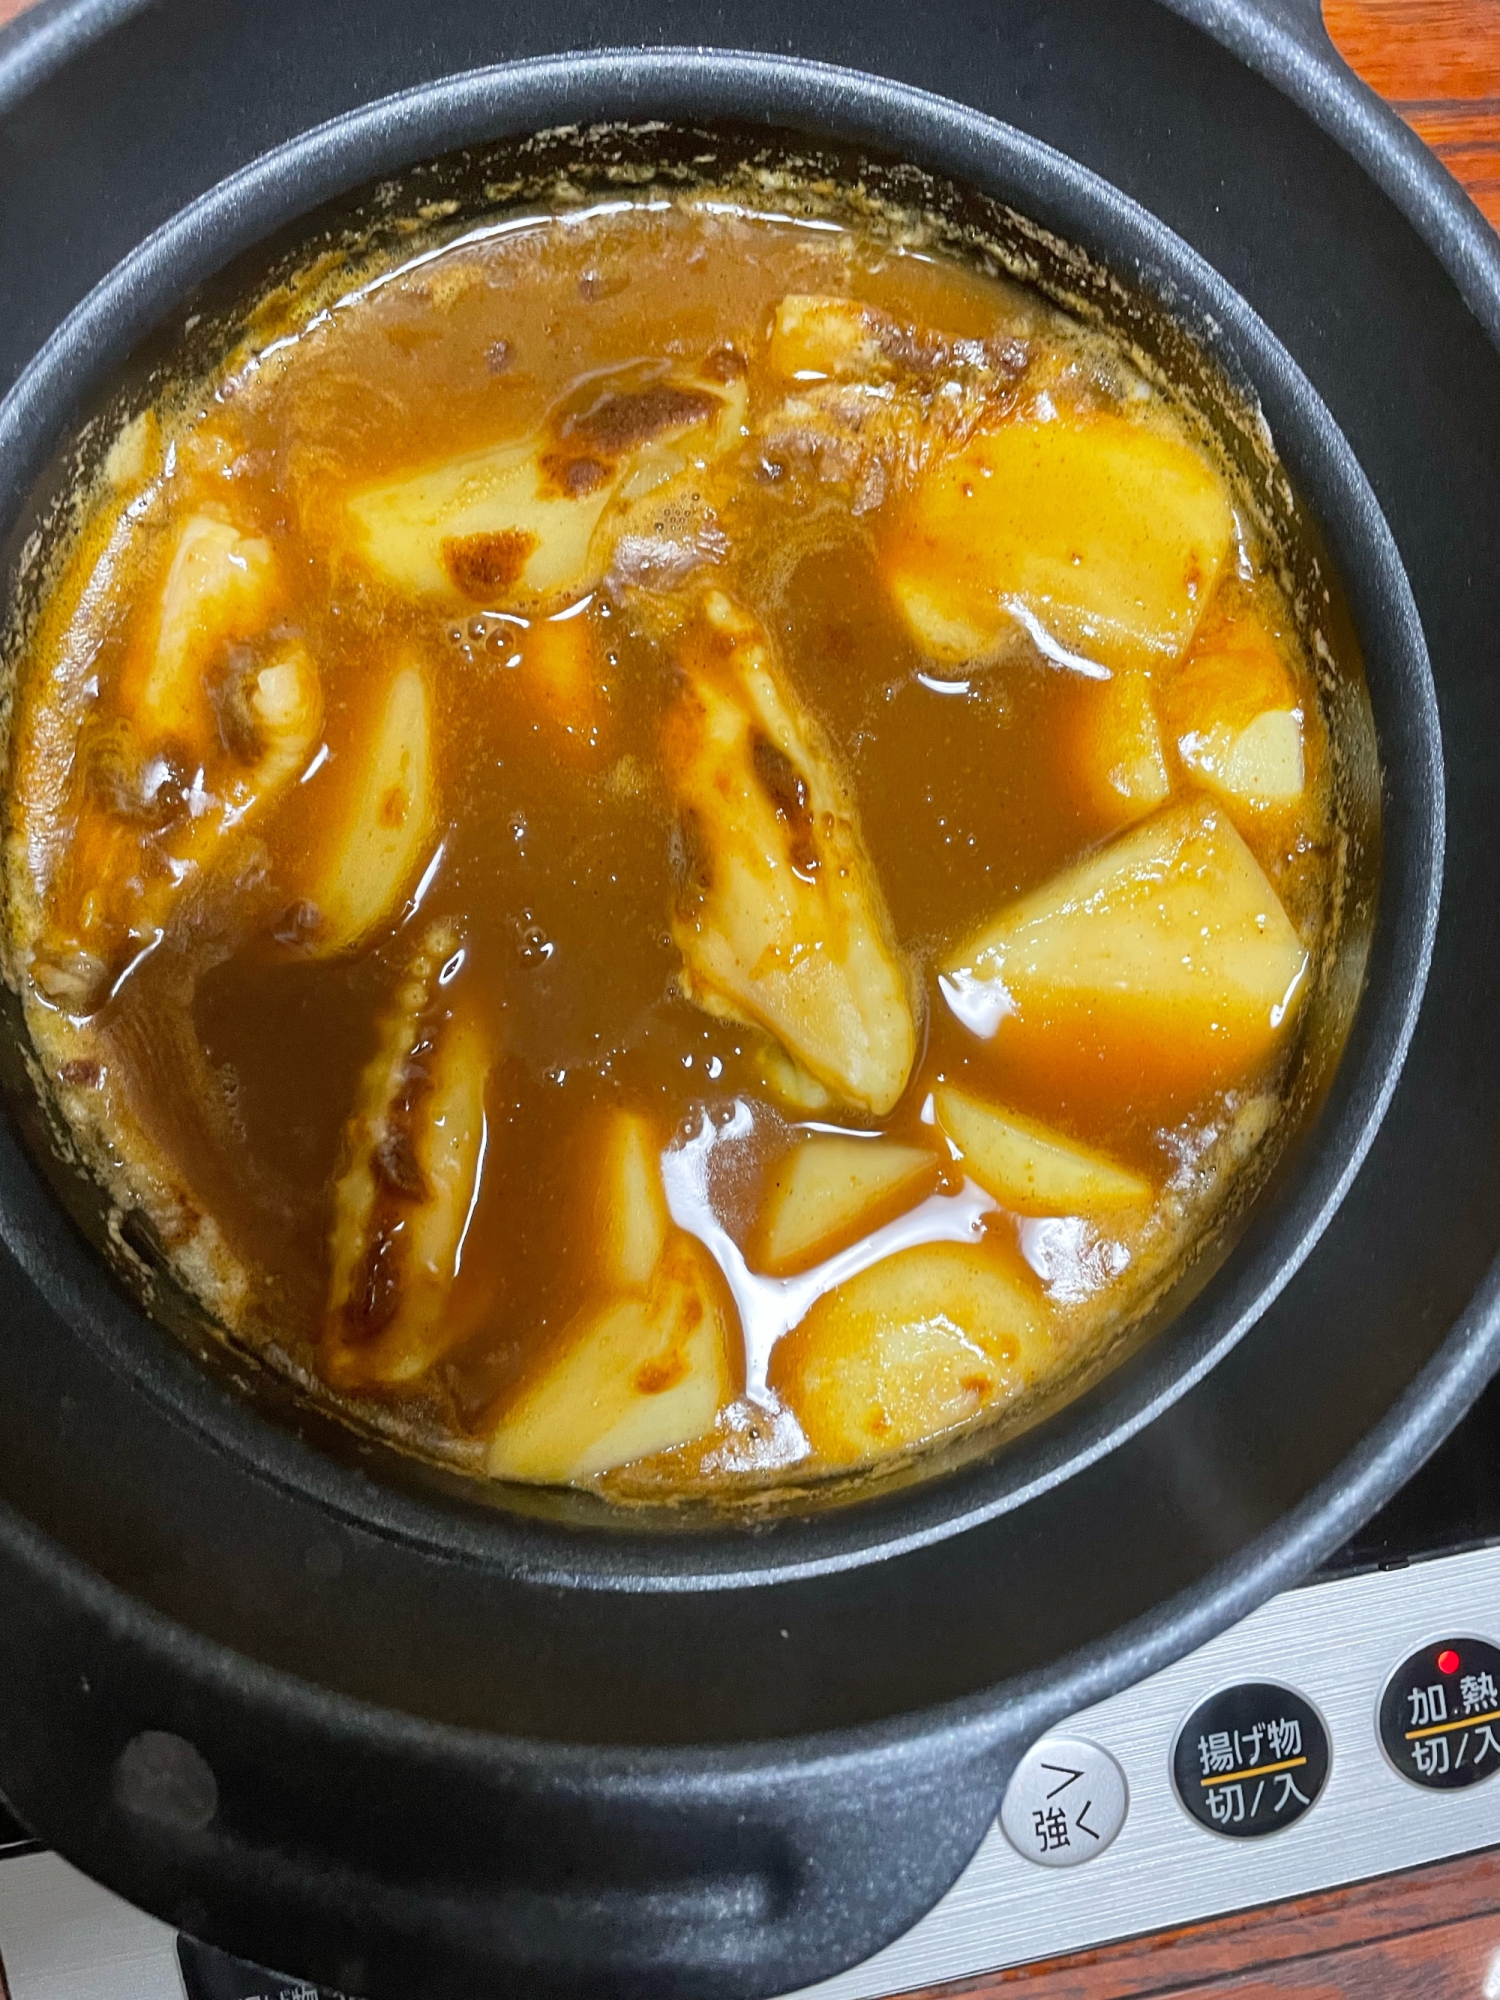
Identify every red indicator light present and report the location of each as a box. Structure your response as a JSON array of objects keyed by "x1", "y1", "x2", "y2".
[{"x1": 1438, "y1": 1648, "x2": 1461, "y2": 1675}]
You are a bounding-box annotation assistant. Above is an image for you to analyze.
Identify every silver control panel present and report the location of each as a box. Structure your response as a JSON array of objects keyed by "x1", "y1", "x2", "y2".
[
  {"x1": 3, "y1": 1544, "x2": 1500, "y2": 2000},
  {"x1": 793, "y1": 1541, "x2": 1500, "y2": 1998}
]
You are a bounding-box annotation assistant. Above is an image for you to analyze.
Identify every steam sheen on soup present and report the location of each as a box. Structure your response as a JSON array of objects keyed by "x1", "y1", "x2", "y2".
[{"x1": 1, "y1": 192, "x2": 1346, "y2": 1500}]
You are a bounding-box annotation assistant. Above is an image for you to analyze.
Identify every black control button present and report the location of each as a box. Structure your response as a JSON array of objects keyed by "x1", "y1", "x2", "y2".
[
  {"x1": 1172, "y1": 1682, "x2": 1329, "y2": 1837},
  {"x1": 1379, "y1": 1635, "x2": 1500, "y2": 1790}
]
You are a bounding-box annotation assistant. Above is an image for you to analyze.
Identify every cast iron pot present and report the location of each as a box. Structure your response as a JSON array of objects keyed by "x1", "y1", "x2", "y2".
[{"x1": 0, "y1": 3, "x2": 1498, "y2": 1996}]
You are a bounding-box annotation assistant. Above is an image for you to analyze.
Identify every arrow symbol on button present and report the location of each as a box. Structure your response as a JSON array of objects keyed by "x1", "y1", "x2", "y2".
[{"x1": 1040, "y1": 1762, "x2": 1085, "y2": 1797}]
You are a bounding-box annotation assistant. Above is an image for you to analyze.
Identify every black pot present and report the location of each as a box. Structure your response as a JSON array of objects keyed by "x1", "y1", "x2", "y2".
[{"x1": 0, "y1": 5, "x2": 1497, "y2": 1997}]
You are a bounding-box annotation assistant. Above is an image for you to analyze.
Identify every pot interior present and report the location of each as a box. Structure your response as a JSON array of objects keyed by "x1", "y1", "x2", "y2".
[{"x1": 0, "y1": 112, "x2": 1431, "y2": 1563}]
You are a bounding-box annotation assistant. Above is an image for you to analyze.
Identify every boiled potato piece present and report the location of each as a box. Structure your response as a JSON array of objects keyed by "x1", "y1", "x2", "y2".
[
  {"x1": 595, "y1": 1108, "x2": 671, "y2": 1290},
  {"x1": 768, "y1": 1240, "x2": 1049, "y2": 1468},
  {"x1": 346, "y1": 370, "x2": 745, "y2": 609},
  {"x1": 1195, "y1": 709, "x2": 1304, "y2": 802},
  {"x1": 1163, "y1": 605, "x2": 1305, "y2": 808},
  {"x1": 663, "y1": 591, "x2": 918, "y2": 1116},
  {"x1": 352, "y1": 438, "x2": 608, "y2": 604},
  {"x1": 131, "y1": 513, "x2": 276, "y2": 741},
  {"x1": 487, "y1": 1109, "x2": 738, "y2": 1482},
  {"x1": 934, "y1": 1085, "x2": 1151, "y2": 1215},
  {"x1": 488, "y1": 1247, "x2": 737, "y2": 1482},
  {"x1": 304, "y1": 664, "x2": 433, "y2": 953},
  {"x1": 325, "y1": 924, "x2": 492, "y2": 1386},
  {"x1": 941, "y1": 798, "x2": 1309, "y2": 1104},
  {"x1": 521, "y1": 606, "x2": 607, "y2": 749},
  {"x1": 753, "y1": 1135, "x2": 940, "y2": 1275},
  {"x1": 886, "y1": 413, "x2": 1235, "y2": 672},
  {"x1": 1072, "y1": 671, "x2": 1171, "y2": 827}
]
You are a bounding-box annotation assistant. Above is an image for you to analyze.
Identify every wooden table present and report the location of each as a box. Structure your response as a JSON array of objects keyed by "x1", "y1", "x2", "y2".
[{"x1": 0, "y1": 0, "x2": 1495, "y2": 1995}]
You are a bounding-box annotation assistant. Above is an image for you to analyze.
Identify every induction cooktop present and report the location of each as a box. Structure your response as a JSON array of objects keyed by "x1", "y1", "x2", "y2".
[{"x1": 4, "y1": 1379, "x2": 1500, "y2": 2000}]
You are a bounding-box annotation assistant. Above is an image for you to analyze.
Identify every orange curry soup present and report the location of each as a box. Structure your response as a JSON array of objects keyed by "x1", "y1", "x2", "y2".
[{"x1": 2, "y1": 193, "x2": 1345, "y2": 1499}]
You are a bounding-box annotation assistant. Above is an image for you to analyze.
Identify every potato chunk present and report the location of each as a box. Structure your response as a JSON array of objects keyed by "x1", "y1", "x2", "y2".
[
  {"x1": 934, "y1": 1085, "x2": 1151, "y2": 1215},
  {"x1": 596, "y1": 1107, "x2": 671, "y2": 1289},
  {"x1": 324, "y1": 924, "x2": 492, "y2": 1387},
  {"x1": 941, "y1": 798, "x2": 1309, "y2": 1104},
  {"x1": 1162, "y1": 606, "x2": 1305, "y2": 809},
  {"x1": 1198, "y1": 709, "x2": 1304, "y2": 802},
  {"x1": 346, "y1": 369, "x2": 745, "y2": 610},
  {"x1": 886, "y1": 413, "x2": 1234, "y2": 672},
  {"x1": 519, "y1": 605, "x2": 607, "y2": 751},
  {"x1": 753, "y1": 1135, "x2": 940, "y2": 1275},
  {"x1": 768, "y1": 1240, "x2": 1049, "y2": 1468},
  {"x1": 663, "y1": 591, "x2": 918, "y2": 1116},
  {"x1": 487, "y1": 1110, "x2": 739, "y2": 1482},
  {"x1": 488, "y1": 1253, "x2": 736, "y2": 1483},
  {"x1": 1072, "y1": 671, "x2": 1172, "y2": 829},
  {"x1": 302, "y1": 664, "x2": 433, "y2": 953}
]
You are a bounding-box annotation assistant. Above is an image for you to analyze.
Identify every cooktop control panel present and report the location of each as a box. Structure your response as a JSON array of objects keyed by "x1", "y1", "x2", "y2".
[
  {"x1": 3, "y1": 1544, "x2": 1500, "y2": 2000},
  {"x1": 795, "y1": 1541, "x2": 1500, "y2": 2000}
]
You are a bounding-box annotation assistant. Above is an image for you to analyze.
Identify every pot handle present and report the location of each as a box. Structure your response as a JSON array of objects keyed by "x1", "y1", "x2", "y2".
[
  {"x1": 478, "y1": 1737, "x2": 1026, "y2": 1998},
  {"x1": 46, "y1": 1715, "x2": 1033, "y2": 1999}
]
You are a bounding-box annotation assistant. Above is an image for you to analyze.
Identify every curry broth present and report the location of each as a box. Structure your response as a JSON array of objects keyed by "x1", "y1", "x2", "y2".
[{"x1": 2, "y1": 194, "x2": 1345, "y2": 1498}]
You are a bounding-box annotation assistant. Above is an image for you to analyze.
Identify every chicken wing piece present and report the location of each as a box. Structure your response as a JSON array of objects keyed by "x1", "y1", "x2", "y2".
[
  {"x1": 486, "y1": 1108, "x2": 739, "y2": 1483},
  {"x1": 128, "y1": 512, "x2": 277, "y2": 744},
  {"x1": 756, "y1": 293, "x2": 1028, "y2": 513},
  {"x1": 345, "y1": 365, "x2": 746, "y2": 611},
  {"x1": 29, "y1": 504, "x2": 318, "y2": 1014},
  {"x1": 662, "y1": 590, "x2": 918, "y2": 1117},
  {"x1": 324, "y1": 922, "x2": 492, "y2": 1387}
]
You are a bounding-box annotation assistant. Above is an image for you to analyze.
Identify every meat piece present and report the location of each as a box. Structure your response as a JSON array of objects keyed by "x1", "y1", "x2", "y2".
[
  {"x1": 756, "y1": 293, "x2": 1027, "y2": 512},
  {"x1": 22, "y1": 509, "x2": 316, "y2": 1010},
  {"x1": 662, "y1": 590, "x2": 918, "y2": 1117},
  {"x1": 129, "y1": 513, "x2": 277, "y2": 744},
  {"x1": 324, "y1": 923, "x2": 492, "y2": 1386}
]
